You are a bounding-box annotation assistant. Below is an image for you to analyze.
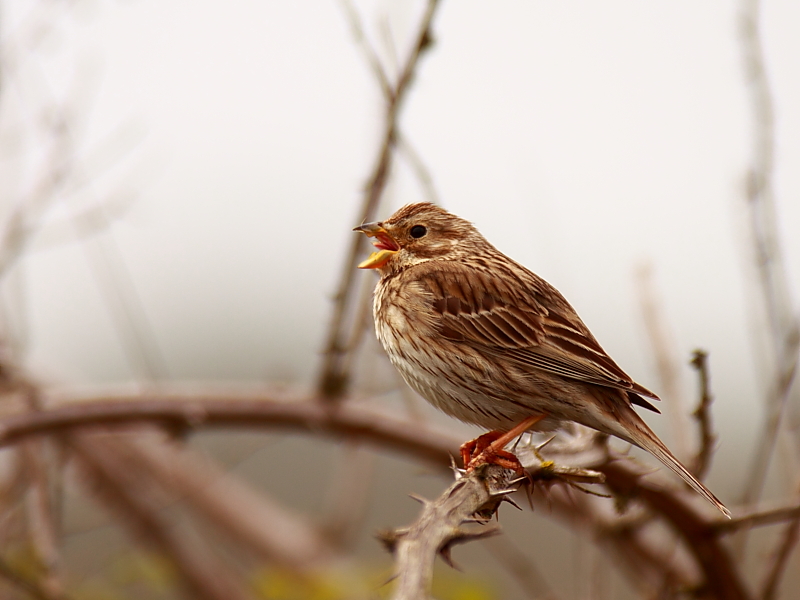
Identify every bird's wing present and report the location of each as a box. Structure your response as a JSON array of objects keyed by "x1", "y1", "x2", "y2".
[{"x1": 417, "y1": 261, "x2": 660, "y2": 408}]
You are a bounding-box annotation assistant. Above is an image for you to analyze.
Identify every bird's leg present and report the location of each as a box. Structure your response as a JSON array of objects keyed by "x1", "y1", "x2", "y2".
[{"x1": 463, "y1": 414, "x2": 547, "y2": 474}]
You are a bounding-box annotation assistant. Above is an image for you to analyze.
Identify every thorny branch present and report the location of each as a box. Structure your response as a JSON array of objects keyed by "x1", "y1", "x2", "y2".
[
  {"x1": 317, "y1": 0, "x2": 441, "y2": 400},
  {"x1": 378, "y1": 465, "x2": 513, "y2": 600}
]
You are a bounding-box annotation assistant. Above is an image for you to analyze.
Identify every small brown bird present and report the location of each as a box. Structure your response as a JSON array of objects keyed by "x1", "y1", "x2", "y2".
[{"x1": 355, "y1": 202, "x2": 729, "y2": 517}]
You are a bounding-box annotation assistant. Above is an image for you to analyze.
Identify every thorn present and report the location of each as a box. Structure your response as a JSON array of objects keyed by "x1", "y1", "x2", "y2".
[
  {"x1": 502, "y1": 496, "x2": 523, "y2": 511},
  {"x1": 536, "y1": 435, "x2": 557, "y2": 451},
  {"x1": 490, "y1": 487, "x2": 520, "y2": 497},
  {"x1": 507, "y1": 476, "x2": 528, "y2": 486},
  {"x1": 376, "y1": 528, "x2": 407, "y2": 553},
  {"x1": 449, "y1": 454, "x2": 465, "y2": 479},
  {"x1": 408, "y1": 493, "x2": 429, "y2": 505},
  {"x1": 439, "y1": 546, "x2": 462, "y2": 571},
  {"x1": 379, "y1": 572, "x2": 399, "y2": 588},
  {"x1": 524, "y1": 481, "x2": 535, "y2": 510}
]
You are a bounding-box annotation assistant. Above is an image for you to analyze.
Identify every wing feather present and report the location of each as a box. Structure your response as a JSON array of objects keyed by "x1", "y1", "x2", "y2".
[{"x1": 417, "y1": 261, "x2": 661, "y2": 410}]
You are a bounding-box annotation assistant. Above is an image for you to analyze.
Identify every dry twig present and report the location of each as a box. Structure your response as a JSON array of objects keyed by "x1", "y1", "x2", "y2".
[
  {"x1": 689, "y1": 350, "x2": 717, "y2": 479},
  {"x1": 634, "y1": 264, "x2": 689, "y2": 458},
  {"x1": 317, "y1": 0, "x2": 441, "y2": 399},
  {"x1": 738, "y1": 0, "x2": 800, "y2": 509}
]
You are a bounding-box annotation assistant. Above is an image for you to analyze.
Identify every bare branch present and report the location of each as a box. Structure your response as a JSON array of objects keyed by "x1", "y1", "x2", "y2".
[
  {"x1": 597, "y1": 460, "x2": 750, "y2": 600},
  {"x1": 70, "y1": 434, "x2": 253, "y2": 600},
  {"x1": 714, "y1": 500, "x2": 800, "y2": 534},
  {"x1": 337, "y1": 0, "x2": 392, "y2": 98},
  {"x1": 318, "y1": 0, "x2": 441, "y2": 400},
  {"x1": 689, "y1": 350, "x2": 717, "y2": 479},
  {"x1": 759, "y1": 511, "x2": 800, "y2": 600},
  {"x1": 112, "y1": 433, "x2": 337, "y2": 569},
  {"x1": 481, "y1": 535, "x2": 561, "y2": 600},
  {"x1": 634, "y1": 263, "x2": 689, "y2": 458},
  {"x1": 0, "y1": 554, "x2": 71, "y2": 600},
  {"x1": 738, "y1": 0, "x2": 800, "y2": 509},
  {"x1": 0, "y1": 392, "x2": 458, "y2": 466}
]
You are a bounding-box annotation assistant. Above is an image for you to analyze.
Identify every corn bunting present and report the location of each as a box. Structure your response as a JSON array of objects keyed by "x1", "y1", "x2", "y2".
[{"x1": 355, "y1": 202, "x2": 728, "y2": 517}]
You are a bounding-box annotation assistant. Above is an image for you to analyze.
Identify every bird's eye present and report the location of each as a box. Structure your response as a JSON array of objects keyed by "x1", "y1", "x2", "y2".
[{"x1": 410, "y1": 225, "x2": 427, "y2": 239}]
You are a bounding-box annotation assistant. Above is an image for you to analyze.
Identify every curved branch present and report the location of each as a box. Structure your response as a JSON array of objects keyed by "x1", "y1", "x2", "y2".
[{"x1": 0, "y1": 392, "x2": 753, "y2": 598}]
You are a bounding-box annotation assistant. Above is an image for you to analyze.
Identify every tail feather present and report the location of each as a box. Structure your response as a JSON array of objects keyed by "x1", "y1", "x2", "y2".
[{"x1": 617, "y1": 418, "x2": 730, "y2": 518}]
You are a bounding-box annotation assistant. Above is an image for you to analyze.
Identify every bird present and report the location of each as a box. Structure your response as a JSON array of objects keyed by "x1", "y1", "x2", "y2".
[{"x1": 354, "y1": 202, "x2": 729, "y2": 517}]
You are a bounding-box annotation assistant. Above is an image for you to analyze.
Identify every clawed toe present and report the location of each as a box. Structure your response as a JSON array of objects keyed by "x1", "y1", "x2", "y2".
[{"x1": 460, "y1": 414, "x2": 547, "y2": 475}]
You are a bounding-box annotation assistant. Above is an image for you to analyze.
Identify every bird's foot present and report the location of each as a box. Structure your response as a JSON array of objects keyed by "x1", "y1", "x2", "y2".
[{"x1": 461, "y1": 414, "x2": 547, "y2": 475}]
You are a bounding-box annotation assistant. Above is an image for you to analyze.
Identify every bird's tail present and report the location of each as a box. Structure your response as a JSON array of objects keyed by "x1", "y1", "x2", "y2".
[{"x1": 613, "y1": 413, "x2": 730, "y2": 518}]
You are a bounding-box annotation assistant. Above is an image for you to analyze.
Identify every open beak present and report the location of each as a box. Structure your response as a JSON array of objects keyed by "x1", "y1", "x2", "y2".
[{"x1": 353, "y1": 222, "x2": 400, "y2": 269}]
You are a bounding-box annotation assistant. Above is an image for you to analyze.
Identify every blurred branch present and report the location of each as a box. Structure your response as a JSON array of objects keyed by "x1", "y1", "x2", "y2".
[
  {"x1": 396, "y1": 132, "x2": 440, "y2": 205},
  {"x1": 338, "y1": 0, "x2": 392, "y2": 98},
  {"x1": 70, "y1": 434, "x2": 254, "y2": 600},
  {"x1": 317, "y1": 0, "x2": 440, "y2": 400},
  {"x1": 759, "y1": 507, "x2": 800, "y2": 600},
  {"x1": 738, "y1": 0, "x2": 800, "y2": 510},
  {"x1": 714, "y1": 499, "x2": 800, "y2": 534},
  {"x1": 634, "y1": 264, "x2": 689, "y2": 458},
  {"x1": 481, "y1": 533, "x2": 561, "y2": 600},
  {"x1": 0, "y1": 554, "x2": 71, "y2": 600},
  {"x1": 321, "y1": 443, "x2": 376, "y2": 549},
  {"x1": 116, "y1": 432, "x2": 337, "y2": 569},
  {"x1": 0, "y1": 393, "x2": 458, "y2": 466},
  {"x1": 597, "y1": 461, "x2": 750, "y2": 600},
  {"x1": 689, "y1": 350, "x2": 717, "y2": 479},
  {"x1": 75, "y1": 205, "x2": 168, "y2": 382}
]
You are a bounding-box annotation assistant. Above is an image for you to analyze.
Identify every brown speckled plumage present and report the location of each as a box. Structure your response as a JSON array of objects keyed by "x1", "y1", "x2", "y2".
[{"x1": 356, "y1": 202, "x2": 728, "y2": 516}]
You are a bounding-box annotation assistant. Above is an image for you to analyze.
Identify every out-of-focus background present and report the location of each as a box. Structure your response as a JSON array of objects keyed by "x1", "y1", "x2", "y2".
[{"x1": 1, "y1": 0, "x2": 799, "y2": 598}]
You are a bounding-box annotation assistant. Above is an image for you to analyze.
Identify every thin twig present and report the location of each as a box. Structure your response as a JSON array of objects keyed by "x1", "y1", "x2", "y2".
[
  {"x1": 396, "y1": 132, "x2": 440, "y2": 205},
  {"x1": 337, "y1": 0, "x2": 392, "y2": 98},
  {"x1": 317, "y1": 0, "x2": 441, "y2": 399},
  {"x1": 634, "y1": 264, "x2": 689, "y2": 458},
  {"x1": 713, "y1": 500, "x2": 800, "y2": 534},
  {"x1": 689, "y1": 350, "x2": 717, "y2": 479}
]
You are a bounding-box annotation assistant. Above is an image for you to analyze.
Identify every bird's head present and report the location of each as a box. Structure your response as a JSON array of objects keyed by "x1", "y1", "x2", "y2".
[{"x1": 354, "y1": 203, "x2": 482, "y2": 275}]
